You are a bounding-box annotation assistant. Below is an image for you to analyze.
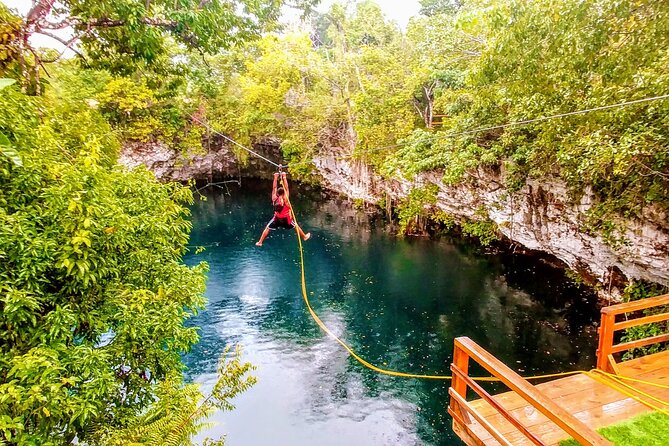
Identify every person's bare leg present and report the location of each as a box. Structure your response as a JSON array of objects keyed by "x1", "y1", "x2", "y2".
[
  {"x1": 256, "y1": 227, "x2": 270, "y2": 246},
  {"x1": 296, "y1": 224, "x2": 311, "y2": 241}
]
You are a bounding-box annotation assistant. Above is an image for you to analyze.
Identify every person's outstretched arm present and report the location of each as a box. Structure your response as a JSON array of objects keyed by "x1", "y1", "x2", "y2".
[
  {"x1": 281, "y1": 172, "x2": 290, "y2": 199},
  {"x1": 271, "y1": 172, "x2": 279, "y2": 201}
]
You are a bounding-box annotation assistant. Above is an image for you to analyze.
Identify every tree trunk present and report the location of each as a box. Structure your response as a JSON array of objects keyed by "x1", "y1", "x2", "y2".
[{"x1": 424, "y1": 83, "x2": 435, "y2": 127}]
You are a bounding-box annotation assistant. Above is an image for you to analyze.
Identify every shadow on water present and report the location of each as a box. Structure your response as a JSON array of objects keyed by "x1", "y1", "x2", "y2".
[{"x1": 183, "y1": 180, "x2": 600, "y2": 446}]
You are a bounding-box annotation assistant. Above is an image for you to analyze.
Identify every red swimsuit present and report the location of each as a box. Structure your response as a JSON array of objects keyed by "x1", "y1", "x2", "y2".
[
  {"x1": 274, "y1": 197, "x2": 292, "y2": 220},
  {"x1": 269, "y1": 197, "x2": 294, "y2": 229}
]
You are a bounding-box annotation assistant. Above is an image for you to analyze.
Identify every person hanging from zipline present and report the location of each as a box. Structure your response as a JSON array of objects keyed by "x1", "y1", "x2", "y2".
[{"x1": 256, "y1": 170, "x2": 311, "y2": 247}]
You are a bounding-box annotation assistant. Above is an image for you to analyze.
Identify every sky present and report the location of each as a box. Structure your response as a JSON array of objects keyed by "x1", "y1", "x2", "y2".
[
  {"x1": 307, "y1": 0, "x2": 421, "y2": 29},
  {"x1": 2, "y1": 0, "x2": 71, "y2": 50},
  {"x1": 1, "y1": 0, "x2": 423, "y2": 52}
]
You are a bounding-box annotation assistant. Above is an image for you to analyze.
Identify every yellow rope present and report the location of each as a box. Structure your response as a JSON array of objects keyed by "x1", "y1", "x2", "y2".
[
  {"x1": 295, "y1": 229, "x2": 589, "y2": 381},
  {"x1": 597, "y1": 370, "x2": 669, "y2": 390},
  {"x1": 592, "y1": 370, "x2": 669, "y2": 411},
  {"x1": 585, "y1": 370, "x2": 669, "y2": 417},
  {"x1": 280, "y1": 174, "x2": 669, "y2": 409},
  {"x1": 281, "y1": 175, "x2": 583, "y2": 382}
]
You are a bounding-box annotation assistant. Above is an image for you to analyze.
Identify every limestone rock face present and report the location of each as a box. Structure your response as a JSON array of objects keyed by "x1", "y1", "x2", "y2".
[
  {"x1": 120, "y1": 141, "x2": 669, "y2": 294},
  {"x1": 119, "y1": 137, "x2": 281, "y2": 182},
  {"x1": 313, "y1": 151, "x2": 669, "y2": 294}
]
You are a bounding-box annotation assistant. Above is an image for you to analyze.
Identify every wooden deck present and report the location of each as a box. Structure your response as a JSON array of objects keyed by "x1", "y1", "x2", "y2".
[
  {"x1": 462, "y1": 350, "x2": 669, "y2": 445},
  {"x1": 449, "y1": 293, "x2": 669, "y2": 446}
]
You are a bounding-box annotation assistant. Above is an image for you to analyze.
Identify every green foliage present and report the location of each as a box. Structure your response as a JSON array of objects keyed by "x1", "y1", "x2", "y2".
[
  {"x1": 345, "y1": 1, "x2": 399, "y2": 48},
  {"x1": 397, "y1": 184, "x2": 439, "y2": 234},
  {"x1": 96, "y1": 347, "x2": 256, "y2": 446},
  {"x1": 200, "y1": 32, "x2": 329, "y2": 171},
  {"x1": 581, "y1": 204, "x2": 630, "y2": 250},
  {"x1": 419, "y1": 0, "x2": 462, "y2": 17},
  {"x1": 353, "y1": 198, "x2": 366, "y2": 210},
  {"x1": 396, "y1": 186, "x2": 497, "y2": 245},
  {"x1": 559, "y1": 411, "x2": 669, "y2": 446},
  {"x1": 460, "y1": 218, "x2": 498, "y2": 247},
  {"x1": 197, "y1": 3, "x2": 414, "y2": 178},
  {"x1": 5, "y1": 0, "x2": 315, "y2": 77},
  {"x1": 0, "y1": 67, "x2": 255, "y2": 445},
  {"x1": 97, "y1": 77, "x2": 159, "y2": 142},
  {"x1": 0, "y1": 6, "x2": 21, "y2": 73},
  {"x1": 387, "y1": 0, "x2": 669, "y2": 221},
  {"x1": 41, "y1": 61, "x2": 201, "y2": 150}
]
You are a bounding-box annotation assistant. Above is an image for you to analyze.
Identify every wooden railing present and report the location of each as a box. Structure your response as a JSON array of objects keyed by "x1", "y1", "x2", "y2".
[
  {"x1": 430, "y1": 114, "x2": 447, "y2": 127},
  {"x1": 449, "y1": 337, "x2": 611, "y2": 446},
  {"x1": 596, "y1": 293, "x2": 669, "y2": 373}
]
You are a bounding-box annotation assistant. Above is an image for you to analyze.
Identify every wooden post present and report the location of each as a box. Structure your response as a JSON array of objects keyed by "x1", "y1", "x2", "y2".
[
  {"x1": 450, "y1": 338, "x2": 471, "y2": 424},
  {"x1": 452, "y1": 339, "x2": 470, "y2": 397},
  {"x1": 597, "y1": 311, "x2": 616, "y2": 372}
]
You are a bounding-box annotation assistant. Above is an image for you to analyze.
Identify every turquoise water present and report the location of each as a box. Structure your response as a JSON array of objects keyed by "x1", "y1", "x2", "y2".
[{"x1": 183, "y1": 182, "x2": 600, "y2": 445}]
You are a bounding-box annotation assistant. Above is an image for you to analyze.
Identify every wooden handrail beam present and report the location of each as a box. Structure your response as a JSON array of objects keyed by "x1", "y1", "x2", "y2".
[
  {"x1": 448, "y1": 389, "x2": 515, "y2": 446},
  {"x1": 601, "y1": 293, "x2": 669, "y2": 315},
  {"x1": 450, "y1": 339, "x2": 471, "y2": 425},
  {"x1": 597, "y1": 293, "x2": 669, "y2": 370},
  {"x1": 610, "y1": 332, "x2": 669, "y2": 354},
  {"x1": 451, "y1": 364, "x2": 545, "y2": 446},
  {"x1": 454, "y1": 337, "x2": 612, "y2": 446},
  {"x1": 597, "y1": 312, "x2": 616, "y2": 372},
  {"x1": 613, "y1": 312, "x2": 669, "y2": 331}
]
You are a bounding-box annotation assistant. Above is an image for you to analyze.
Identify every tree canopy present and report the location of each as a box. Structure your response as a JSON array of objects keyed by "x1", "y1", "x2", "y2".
[
  {"x1": 4, "y1": 0, "x2": 319, "y2": 93},
  {"x1": 190, "y1": 0, "x2": 669, "y2": 233},
  {"x1": 1, "y1": 0, "x2": 669, "y2": 443},
  {"x1": 0, "y1": 67, "x2": 259, "y2": 444}
]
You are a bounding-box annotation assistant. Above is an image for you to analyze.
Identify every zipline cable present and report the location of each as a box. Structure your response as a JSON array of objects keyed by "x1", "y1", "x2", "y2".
[
  {"x1": 190, "y1": 93, "x2": 669, "y2": 169},
  {"x1": 190, "y1": 115, "x2": 282, "y2": 168},
  {"x1": 318, "y1": 93, "x2": 669, "y2": 161},
  {"x1": 433, "y1": 93, "x2": 669, "y2": 140}
]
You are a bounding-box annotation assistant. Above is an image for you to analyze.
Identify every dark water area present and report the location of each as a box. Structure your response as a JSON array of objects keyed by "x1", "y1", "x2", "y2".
[{"x1": 182, "y1": 181, "x2": 600, "y2": 446}]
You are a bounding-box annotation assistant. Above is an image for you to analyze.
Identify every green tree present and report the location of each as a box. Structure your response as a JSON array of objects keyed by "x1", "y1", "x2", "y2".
[
  {"x1": 346, "y1": 1, "x2": 399, "y2": 48},
  {"x1": 388, "y1": 0, "x2": 669, "y2": 221},
  {"x1": 3, "y1": 0, "x2": 319, "y2": 93},
  {"x1": 418, "y1": 0, "x2": 462, "y2": 17},
  {"x1": 0, "y1": 73, "x2": 255, "y2": 444}
]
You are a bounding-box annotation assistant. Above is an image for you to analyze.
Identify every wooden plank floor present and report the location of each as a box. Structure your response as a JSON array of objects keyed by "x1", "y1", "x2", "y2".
[{"x1": 461, "y1": 351, "x2": 669, "y2": 446}]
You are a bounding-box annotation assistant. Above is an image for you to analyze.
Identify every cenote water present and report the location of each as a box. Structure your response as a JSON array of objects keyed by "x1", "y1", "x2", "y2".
[{"x1": 182, "y1": 181, "x2": 600, "y2": 446}]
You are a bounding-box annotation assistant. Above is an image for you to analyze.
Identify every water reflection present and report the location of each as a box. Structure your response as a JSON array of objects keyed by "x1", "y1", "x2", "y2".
[{"x1": 183, "y1": 181, "x2": 599, "y2": 445}]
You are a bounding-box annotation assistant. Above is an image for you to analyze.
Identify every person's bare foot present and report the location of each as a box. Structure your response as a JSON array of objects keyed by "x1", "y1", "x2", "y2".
[
  {"x1": 255, "y1": 241, "x2": 263, "y2": 247},
  {"x1": 304, "y1": 233, "x2": 311, "y2": 241}
]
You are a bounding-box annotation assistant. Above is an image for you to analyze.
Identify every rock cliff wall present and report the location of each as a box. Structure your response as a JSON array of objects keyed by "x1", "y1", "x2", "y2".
[
  {"x1": 119, "y1": 136, "x2": 281, "y2": 182},
  {"x1": 314, "y1": 150, "x2": 669, "y2": 295},
  {"x1": 119, "y1": 142, "x2": 669, "y2": 295}
]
